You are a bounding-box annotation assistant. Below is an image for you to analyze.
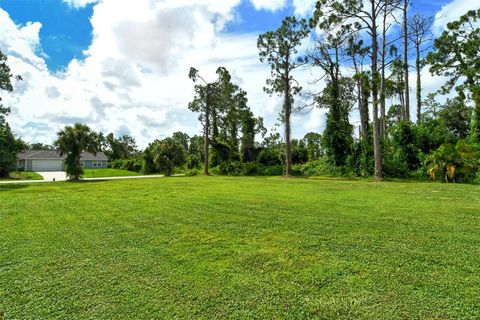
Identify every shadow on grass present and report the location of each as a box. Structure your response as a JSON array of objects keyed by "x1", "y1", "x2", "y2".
[{"x1": 0, "y1": 184, "x2": 31, "y2": 191}]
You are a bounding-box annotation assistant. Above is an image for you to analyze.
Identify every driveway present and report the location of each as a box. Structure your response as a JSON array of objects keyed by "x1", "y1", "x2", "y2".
[
  {"x1": 0, "y1": 173, "x2": 173, "y2": 184},
  {"x1": 37, "y1": 171, "x2": 68, "y2": 182}
]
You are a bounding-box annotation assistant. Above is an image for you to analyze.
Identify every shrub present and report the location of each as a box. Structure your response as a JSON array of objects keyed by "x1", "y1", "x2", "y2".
[
  {"x1": 293, "y1": 158, "x2": 353, "y2": 177},
  {"x1": 108, "y1": 158, "x2": 142, "y2": 173},
  {"x1": 186, "y1": 168, "x2": 201, "y2": 176},
  {"x1": 424, "y1": 140, "x2": 480, "y2": 182},
  {"x1": 257, "y1": 148, "x2": 283, "y2": 166},
  {"x1": 186, "y1": 154, "x2": 201, "y2": 169}
]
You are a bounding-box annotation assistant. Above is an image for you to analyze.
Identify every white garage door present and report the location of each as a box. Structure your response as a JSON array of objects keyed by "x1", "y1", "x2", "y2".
[{"x1": 32, "y1": 160, "x2": 63, "y2": 171}]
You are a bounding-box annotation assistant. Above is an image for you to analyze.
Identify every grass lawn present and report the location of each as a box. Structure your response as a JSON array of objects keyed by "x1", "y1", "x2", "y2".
[
  {"x1": 0, "y1": 171, "x2": 43, "y2": 181},
  {"x1": 0, "y1": 176, "x2": 479, "y2": 319},
  {"x1": 82, "y1": 168, "x2": 141, "y2": 178}
]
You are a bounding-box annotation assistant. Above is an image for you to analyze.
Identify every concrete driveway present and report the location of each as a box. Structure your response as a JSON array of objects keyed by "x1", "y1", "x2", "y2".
[
  {"x1": 0, "y1": 173, "x2": 173, "y2": 184},
  {"x1": 37, "y1": 171, "x2": 68, "y2": 182}
]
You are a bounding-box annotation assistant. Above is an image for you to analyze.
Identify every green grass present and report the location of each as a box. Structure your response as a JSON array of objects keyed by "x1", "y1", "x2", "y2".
[
  {"x1": 1, "y1": 176, "x2": 479, "y2": 319},
  {"x1": 0, "y1": 171, "x2": 43, "y2": 181},
  {"x1": 82, "y1": 168, "x2": 141, "y2": 178}
]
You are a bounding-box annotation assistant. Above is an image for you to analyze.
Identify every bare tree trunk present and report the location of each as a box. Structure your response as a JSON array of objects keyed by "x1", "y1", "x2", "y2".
[
  {"x1": 380, "y1": 6, "x2": 387, "y2": 139},
  {"x1": 415, "y1": 45, "x2": 421, "y2": 122},
  {"x1": 203, "y1": 94, "x2": 210, "y2": 175},
  {"x1": 399, "y1": 90, "x2": 405, "y2": 120},
  {"x1": 403, "y1": 0, "x2": 410, "y2": 121},
  {"x1": 284, "y1": 74, "x2": 292, "y2": 177},
  {"x1": 351, "y1": 57, "x2": 368, "y2": 141},
  {"x1": 357, "y1": 78, "x2": 368, "y2": 141},
  {"x1": 371, "y1": 3, "x2": 382, "y2": 181}
]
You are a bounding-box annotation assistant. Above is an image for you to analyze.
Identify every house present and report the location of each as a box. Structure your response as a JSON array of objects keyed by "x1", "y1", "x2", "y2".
[{"x1": 17, "y1": 150, "x2": 108, "y2": 172}]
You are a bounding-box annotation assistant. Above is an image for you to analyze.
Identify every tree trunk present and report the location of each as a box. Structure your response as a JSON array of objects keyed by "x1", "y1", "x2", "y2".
[
  {"x1": 358, "y1": 78, "x2": 368, "y2": 141},
  {"x1": 203, "y1": 93, "x2": 210, "y2": 175},
  {"x1": 471, "y1": 87, "x2": 480, "y2": 143},
  {"x1": 371, "y1": 2, "x2": 382, "y2": 181},
  {"x1": 380, "y1": 6, "x2": 387, "y2": 139},
  {"x1": 75, "y1": 154, "x2": 82, "y2": 181},
  {"x1": 284, "y1": 75, "x2": 292, "y2": 177},
  {"x1": 403, "y1": 0, "x2": 410, "y2": 121},
  {"x1": 415, "y1": 45, "x2": 421, "y2": 122},
  {"x1": 352, "y1": 58, "x2": 368, "y2": 141}
]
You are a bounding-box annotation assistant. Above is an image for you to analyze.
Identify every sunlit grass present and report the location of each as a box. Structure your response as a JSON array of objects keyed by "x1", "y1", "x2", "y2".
[
  {"x1": 1, "y1": 176, "x2": 479, "y2": 319},
  {"x1": 82, "y1": 168, "x2": 140, "y2": 178}
]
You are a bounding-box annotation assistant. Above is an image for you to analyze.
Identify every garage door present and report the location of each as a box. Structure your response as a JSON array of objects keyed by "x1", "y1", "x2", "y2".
[{"x1": 32, "y1": 160, "x2": 63, "y2": 171}]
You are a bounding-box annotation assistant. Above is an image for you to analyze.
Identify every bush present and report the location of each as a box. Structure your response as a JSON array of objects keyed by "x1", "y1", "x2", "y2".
[
  {"x1": 108, "y1": 158, "x2": 142, "y2": 173},
  {"x1": 218, "y1": 161, "x2": 245, "y2": 176},
  {"x1": 215, "y1": 162, "x2": 284, "y2": 176},
  {"x1": 292, "y1": 159, "x2": 354, "y2": 177},
  {"x1": 474, "y1": 172, "x2": 480, "y2": 184},
  {"x1": 186, "y1": 168, "x2": 201, "y2": 176},
  {"x1": 424, "y1": 140, "x2": 479, "y2": 183},
  {"x1": 186, "y1": 154, "x2": 201, "y2": 169},
  {"x1": 257, "y1": 148, "x2": 283, "y2": 166}
]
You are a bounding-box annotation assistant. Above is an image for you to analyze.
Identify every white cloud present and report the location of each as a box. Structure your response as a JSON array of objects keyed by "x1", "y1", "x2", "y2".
[
  {"x1": 292, "y1": 0, "x2": 316, "y2": 17},
  {"x1": 2, "y1": 0, "x2": 315, "y2": 148},
  {"x1": 250, "y1": 0, "x2": 287, "y2": 12},
  {"x1": 63, "y1": 0, "x2": 99, "y2": 9},
  {"x1": 432, "y1": 0, "x2": 476, "y2": 35},
  {"x1": 0, "y1": 0, "x2": 342, "y2": 148},
  {"x1": 0, "y1": 10, "x2": 45, "y2": 70}
]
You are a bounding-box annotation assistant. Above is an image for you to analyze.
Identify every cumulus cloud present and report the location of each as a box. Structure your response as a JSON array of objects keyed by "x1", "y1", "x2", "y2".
[
  {"x1": 3, "y1": 0, "x2": 316, "y2": 147},
  {"x1": 45, "y1": 86, "x2": 61, "y2": 99},
  {"x1": 292, "y1": 0, "x2": 316, "y2": 16},
  {"x1": 0, "y1": 0, "x2": 458, "y2": 148},
  {"x1": 0, "y1": 10, "x2": 45, "y2": 70},
  {"x1": 63, "y1": 0, "x2": 99, "y2": 9},
  {"x1": 432, "y1": 0, "x2": 477, "y2": 35},
  {"x1": 250, "y1": 0, "x2": 287, "y2": 12}
]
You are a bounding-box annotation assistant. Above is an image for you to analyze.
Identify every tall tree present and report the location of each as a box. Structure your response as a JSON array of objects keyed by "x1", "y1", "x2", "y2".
[
  {"x1": 258, "y1": 16, "x2": 309, "y2": 177},
  {"x1": 402, "y1": 0, "x2": 410, "y2": 121},
  {"x1": 188, "y1": 67, "x2": 232, "y2": 175},
  {"x1": 379, "y1": 0, "x2": 401, "y2": 137},
  {"x1": 0, "y1": 119, "x2": 26, "y2": 177},
  {"x1": 426, "y1": 9, "x2": 480, "y2": 142},
  {"x1": 102, "y1": 133, "x2": 138, "y2": 161},
  {"x1": 309, "y1": 27, "x2": 355, "y2": 165},
  {"x1": 408, "y1": 13, "x2": 433, "y2": 122},
  {"x1": 55, "y1": 123, "x2": 100, "y2": 181},
  {"x1": 0, "y1": 50, "x2": 24, "y2": 178},
  {"x1": 240, "y1": 110, "x2": 265, "y2": 162},
  {"x1": 346, "y1": 36, "x2": 371, "y2": 142},
  {"x1": 314, "y1": 0, "x2": 401, "y2": 180}
]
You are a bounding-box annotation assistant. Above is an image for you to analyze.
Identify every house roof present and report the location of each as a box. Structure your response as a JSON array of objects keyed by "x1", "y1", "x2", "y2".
[{"x1": 18, "y1": 150, "x2": 108, "y2": 161}]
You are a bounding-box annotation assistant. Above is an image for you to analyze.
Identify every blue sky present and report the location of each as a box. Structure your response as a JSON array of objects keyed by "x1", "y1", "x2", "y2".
[
  {"x1": 0, "y1": 0, "x2": 298, "y2": 72},
  {"x1": 0, "y1": 0, "x2": 472, "y2": 147},
  {"x1": 0, "y1": 0, "x2": 95, "y2": 70}
]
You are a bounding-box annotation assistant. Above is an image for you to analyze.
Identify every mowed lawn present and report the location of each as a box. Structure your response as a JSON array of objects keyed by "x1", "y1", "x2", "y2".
[
  {"x1": 82, "y1": 168, "x2": 141, "y2": 178},
  {"x1": 1, "y1": 177, "x2": 479, "y2": 319}
]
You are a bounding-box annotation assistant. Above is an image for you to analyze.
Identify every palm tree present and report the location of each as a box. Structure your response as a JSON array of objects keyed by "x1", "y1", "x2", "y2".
[{"x1": 55, "y1": 123, "x2": 100, "y2": 181}]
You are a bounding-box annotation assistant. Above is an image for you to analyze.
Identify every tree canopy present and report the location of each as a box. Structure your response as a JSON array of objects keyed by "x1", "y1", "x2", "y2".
[{"x1": 55, "y1": 123, "x2": 100, "y2": 181}]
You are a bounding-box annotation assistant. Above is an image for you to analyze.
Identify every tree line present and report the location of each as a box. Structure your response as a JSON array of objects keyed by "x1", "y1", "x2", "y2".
[
  {"x1": 0, "y1": 3, "x2": 479, "y2": 182},
  {"x1": 186, "y1": 5, "x2": 479, "y2": 182}
]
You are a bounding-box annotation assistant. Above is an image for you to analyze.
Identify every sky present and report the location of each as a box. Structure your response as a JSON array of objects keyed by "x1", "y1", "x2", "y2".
[{"x1": 0, "y1": 0, "x2": 476, "y2": 148}]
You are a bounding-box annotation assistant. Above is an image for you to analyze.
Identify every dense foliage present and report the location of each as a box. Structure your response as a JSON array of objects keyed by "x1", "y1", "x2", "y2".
[
  {"x1": 144, "y1": 137, "x2": 186, "y2": 176},
  {"x1": 0, "y1": 50, "x2": 24, "y2": 178},
  {"x1": 55, "y1": 123, "x2": 100, "y2": 181}
]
